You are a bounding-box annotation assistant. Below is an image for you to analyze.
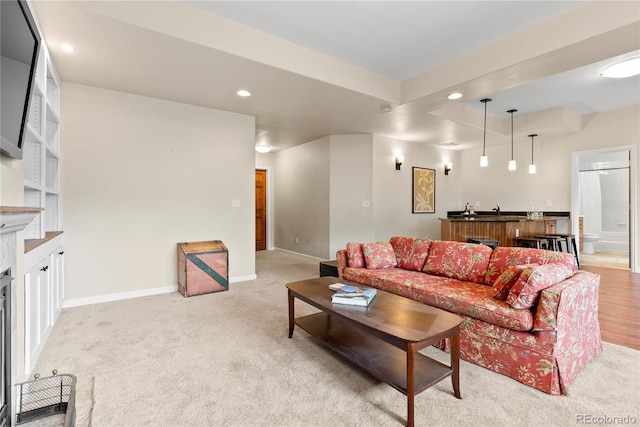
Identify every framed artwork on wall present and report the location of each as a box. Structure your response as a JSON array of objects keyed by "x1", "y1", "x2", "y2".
[{"x1": 412, "y1": 167, "x2": 435, "y2": 213}]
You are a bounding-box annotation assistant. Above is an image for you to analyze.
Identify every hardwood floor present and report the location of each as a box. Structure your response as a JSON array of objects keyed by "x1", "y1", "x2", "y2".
[{"x1": 580, "y1": 265, "x2": 640, "y2": 350}]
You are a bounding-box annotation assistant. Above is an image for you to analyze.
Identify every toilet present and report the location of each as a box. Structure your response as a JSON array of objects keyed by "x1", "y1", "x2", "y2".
[{"x1": 582, "y1": 233, "x2": 601, "y2": 254}]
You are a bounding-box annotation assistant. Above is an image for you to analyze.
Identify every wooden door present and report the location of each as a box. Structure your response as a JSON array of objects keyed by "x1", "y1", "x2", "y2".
[{"x1": 255, "y1": 170, "x2": 267, "y2": 251}]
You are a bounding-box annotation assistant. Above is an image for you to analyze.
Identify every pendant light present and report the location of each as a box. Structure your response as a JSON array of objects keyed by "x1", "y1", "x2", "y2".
[
  {"x1": 507, "y1": 109, "x2": 517, "y2": 171},
  {"x1": 480, "y1": 98, "x2": 491, "y2": 167},
  {"x1": 528, "y1": 134, "x2": 537, "y2": 174}
]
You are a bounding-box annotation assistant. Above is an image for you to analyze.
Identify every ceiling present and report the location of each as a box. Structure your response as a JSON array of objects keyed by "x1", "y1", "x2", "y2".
[{"x1": 31, "y1": 1, "x2": 640, "y2": 152}]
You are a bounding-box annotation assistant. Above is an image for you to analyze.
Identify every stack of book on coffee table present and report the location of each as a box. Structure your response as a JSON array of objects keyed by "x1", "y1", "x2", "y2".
[{"x1": 329, "y1": 283, "x2": 377, "y2": 307}]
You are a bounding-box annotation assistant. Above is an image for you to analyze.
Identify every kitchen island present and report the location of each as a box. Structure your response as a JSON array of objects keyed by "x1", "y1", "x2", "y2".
[{"x1": 440, "y1": 213, "x2": 570, "y2": 247}]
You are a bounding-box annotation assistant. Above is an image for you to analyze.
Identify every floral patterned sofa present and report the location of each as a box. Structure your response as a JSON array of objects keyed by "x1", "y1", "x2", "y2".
[{"x1": 336, "y1": 237, "x2": 602, "y2": 395}]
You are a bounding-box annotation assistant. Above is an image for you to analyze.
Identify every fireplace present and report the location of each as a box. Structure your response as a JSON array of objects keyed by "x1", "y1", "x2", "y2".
[{"x1": 1, "y1": 207, "x2": 41, "y2": 426}]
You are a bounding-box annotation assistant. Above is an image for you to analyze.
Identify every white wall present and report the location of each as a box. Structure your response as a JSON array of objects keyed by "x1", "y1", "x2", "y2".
[
  {"x1": 372, "y1": 135, "x2": 462, "y2": 242},
  {"x1": 329, "y1": 134, "x2": 374, "y2": 257},
  {"x1": 274, "y1": 133, "x2": 464, "y2": 258},
  {"x1": 61, "y1": 83, "x2": 256, "y2": 300},
  {"x1": 0, "y1": 155, "x2": 24, "y2": 206},
  {"x1": 272, "y1": 133, "x2": 464, "y2": 257},
  {"x1": 273, "y1": 137, "x2": 330, "y2": 258},
  {"x1": 460, "y1": 105, "x2": 639, "y2": 269}
]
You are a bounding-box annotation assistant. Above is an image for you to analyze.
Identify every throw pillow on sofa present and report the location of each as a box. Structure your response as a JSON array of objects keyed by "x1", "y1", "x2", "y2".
[
  {"x1": 492, "y1": 263, "x2": 540, "y2": 300},
  {"x1": 484, "y1": 246, "x2": 576, "y2": 285},
  {"x1": 346, "y1": 242, "x2": 365, "y2": 268},
  {"x1": 507, "y1": 263, "x2": 575, "y2": 309},
  {"x1": 363, "y1": 242, "x2": 398, "y2": 269},
  {"x1": 423, "y1": 241, "x2": 493, "y2": 283},
  {"x1": 492, "y1": 266, "x2": 524, "y2": 300},
  {"x1": 389, "y1": 236, "x2": 431, "y2": 271}
]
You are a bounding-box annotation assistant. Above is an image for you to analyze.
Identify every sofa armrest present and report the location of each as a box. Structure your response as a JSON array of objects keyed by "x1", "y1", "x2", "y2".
[
  {"x1": 533, "y1": 270, "x2": 601, "y2": 332},
  {"x1": 534, "y1": 269, "x2": 602, "y2": 392},
  {"x1": 336, "y1": 250, "x2": 348, "y2": 278}
]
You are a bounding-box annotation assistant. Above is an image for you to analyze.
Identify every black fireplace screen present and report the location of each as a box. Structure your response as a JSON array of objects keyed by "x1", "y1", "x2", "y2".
[{"x1": 15, "y1": 370, "x2": 76, "y2": 426}]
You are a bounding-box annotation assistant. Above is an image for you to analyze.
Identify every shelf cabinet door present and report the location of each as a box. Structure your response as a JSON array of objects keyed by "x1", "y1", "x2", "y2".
[
  {"x1": 49, "y1": 249, "x2": 64, "y2": 320},
  {"x1": 24, "y1": 259, "x2": 52, "y2": 375}
]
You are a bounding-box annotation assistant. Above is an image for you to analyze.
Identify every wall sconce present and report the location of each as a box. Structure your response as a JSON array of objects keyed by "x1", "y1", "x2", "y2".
[
  {"x1": 444, "y1": 162, "x2": 452, "y2": 175},
  {"x1": 395, "y1": 155, "x2": 404, "y2": 170}
]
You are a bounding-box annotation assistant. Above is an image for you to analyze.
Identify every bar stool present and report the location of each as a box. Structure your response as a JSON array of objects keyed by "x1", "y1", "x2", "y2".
[
  {"x1": 468, "y1": 237, "x2": 499, "y2": 249},
  {"x1": 516, "y1": 237, "x2": 550, "y2": 250},
  {"x1": 534, "y1": 235, "x2": 564, "y2": 251},
  {"x1": 548, "y1": 233, "x2": 580, "y2": 267}
]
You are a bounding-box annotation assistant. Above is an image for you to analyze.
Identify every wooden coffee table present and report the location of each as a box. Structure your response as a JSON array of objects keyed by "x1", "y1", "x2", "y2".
[{"x1": 287, "y1": 276, "x2": 462, "y2": 427}]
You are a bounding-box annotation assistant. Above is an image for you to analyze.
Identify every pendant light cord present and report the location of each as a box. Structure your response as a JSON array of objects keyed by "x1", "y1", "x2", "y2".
[
  {"x1": 507, "y1": 109, "x2": 517, "y2": 160},
  {"x1": 531, "y1": 135, "x2": 533, "y2": 164},
  {"x1": 529, "y1": 134, "x2": 537, "y2": 164},
  {"x1": 484, "y1": 103, "x2": 487, "y2": 156},
  {"x1": 481, "y1": 98, "x2": 491, "y2": 156}
]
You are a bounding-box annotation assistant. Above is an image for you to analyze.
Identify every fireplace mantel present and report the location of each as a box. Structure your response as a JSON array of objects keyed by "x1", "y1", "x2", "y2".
[
  {"x1": 0, "y1": 207, "x2": 42, "y2": 235},
  {"x1": 1, "y1": 206, "x2": 41, "y2": 424}
]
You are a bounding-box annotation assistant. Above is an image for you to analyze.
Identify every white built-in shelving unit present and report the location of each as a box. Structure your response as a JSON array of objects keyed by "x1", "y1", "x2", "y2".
[
  {"x1": 23, "y1": 41, "x2": 60, "y2": 240},
  {"x1": 21, "y1": 40, "x2": 64, "y2": 377}
]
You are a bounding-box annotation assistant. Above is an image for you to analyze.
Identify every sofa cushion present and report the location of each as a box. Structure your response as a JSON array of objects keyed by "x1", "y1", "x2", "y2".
[
  {"x1": 484, "y1": 246, "x2": 576, "y2": 285},
  {"x1": 342, "y1": 267, "x2": 398, "y2": 287},
  {"x1": 423, "y1": 241, "x2": 493, "y2": 284},
  {"x1": 389, "y1": 236, "x2": 431, "y2": 271},
  {"x1": 492, "y1": 266, "x2": 524, "y2": 300},
  {"x1": 507, "y1": 263, "x2": 575, "y2": 309},
  {"x1": 369, "y1": 272, "x2": 534, "y2": 331},
  {"x1": 346, "y1": 242, "x2": 365, "y2": 268},
  {"x1": 363, "y1": 242, "x2": 398, "y2": 269}
]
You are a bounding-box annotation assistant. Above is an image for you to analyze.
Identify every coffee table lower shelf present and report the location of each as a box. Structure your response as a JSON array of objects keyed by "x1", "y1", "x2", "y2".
[{"x1": 295, "y1": 312, "x2": 453, "y2": 396}]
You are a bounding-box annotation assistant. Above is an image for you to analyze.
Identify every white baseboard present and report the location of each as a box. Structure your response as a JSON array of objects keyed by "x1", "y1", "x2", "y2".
[
  {"x1": 63, "y1": 273, "x2": 257, "y2": 308},
  {"x1": 230, "y1": 274, "x2": 257, "y2": 283},
  {"x1": 272, "y1": 247, "x2": 327, "y2": 261},
  {"x1": 63, "y1": 285, "x2": 178, "y2": 308}
]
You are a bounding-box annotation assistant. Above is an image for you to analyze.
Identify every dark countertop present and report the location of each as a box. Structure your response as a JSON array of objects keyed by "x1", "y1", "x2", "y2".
[
  {"x1": 440, "y1": 215, "x2": 568, "y2": 222},
  {"x1": 442, "y1": 210, "x2": 571, "y2": 222}
]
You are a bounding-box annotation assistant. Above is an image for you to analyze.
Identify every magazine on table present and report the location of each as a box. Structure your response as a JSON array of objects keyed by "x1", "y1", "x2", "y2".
[{"x1": 329, "y1": 283, "x2": 377, "y2": 306}]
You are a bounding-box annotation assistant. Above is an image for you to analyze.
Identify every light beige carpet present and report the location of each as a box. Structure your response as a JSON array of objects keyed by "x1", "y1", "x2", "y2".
[{"x1": 29, "y1": 250, "x2": 640, "y2": 426}]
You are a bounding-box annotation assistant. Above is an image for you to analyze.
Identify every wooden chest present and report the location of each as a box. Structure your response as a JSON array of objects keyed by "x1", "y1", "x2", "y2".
[{"x1": 177, "y1": 241, "x2": 229, "y2": 297}]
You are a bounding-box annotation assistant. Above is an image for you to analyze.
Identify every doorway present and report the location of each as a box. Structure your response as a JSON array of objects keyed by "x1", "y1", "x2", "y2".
[
  {"x1": 255, "y1": 169, "x2": 267, "y2": 251},
  {"x1": 572, "y1": 146, "x2": 636, "y2": 271}
]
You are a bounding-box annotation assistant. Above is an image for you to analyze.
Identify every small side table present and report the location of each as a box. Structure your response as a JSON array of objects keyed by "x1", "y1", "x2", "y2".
[{"x1": 319, "y1": 260, "x2": 338, "y2": 277}]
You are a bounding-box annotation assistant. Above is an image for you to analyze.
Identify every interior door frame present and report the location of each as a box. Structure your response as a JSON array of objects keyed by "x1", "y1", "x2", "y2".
[
  {"x1": 571, "y1": 144, "x2": 637, "y2": 272},
  {"x1": 256, "y1": 167, "x2": 274, "y2": 251}
]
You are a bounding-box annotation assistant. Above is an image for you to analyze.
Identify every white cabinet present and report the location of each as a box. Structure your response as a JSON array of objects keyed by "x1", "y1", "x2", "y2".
[
  {"x1": 23, "y1": 42, "x2": 60, "y2": 240},
  {"x1": 50, "y1": 249, "x2": 64, "y2": 319},
  {"x1": 23, "y1": 237, "x2": 63, "y2": 376},
  {"x1": 24, "y1": 259, "x2": 51, "y2": 374}
]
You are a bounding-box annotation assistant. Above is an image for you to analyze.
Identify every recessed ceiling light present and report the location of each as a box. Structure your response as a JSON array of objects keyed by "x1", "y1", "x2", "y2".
[
  {"x1": 60, "y1": 44, "x2": 74, "y2": 53},
  {"x1": 237, "y1": 89, "x2": 251, "y2": 97},
  {"x1": 447, "y1": 92, "x2": 463, "y2": 100},
  {"x1": 255, "y1": 145, "x2": 271, "y2": 153},
  {"x1": 601, "y1": 57, "x2": 640, "y2": 78}
]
